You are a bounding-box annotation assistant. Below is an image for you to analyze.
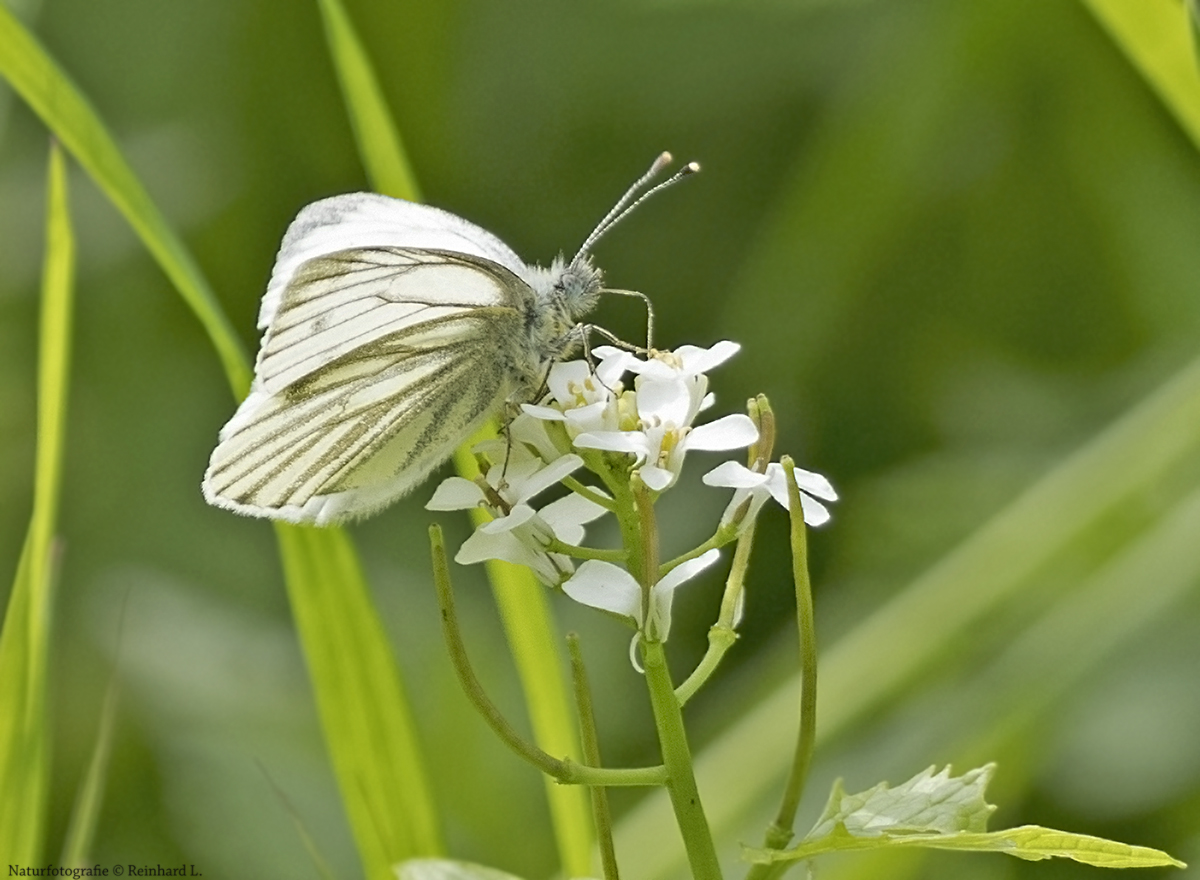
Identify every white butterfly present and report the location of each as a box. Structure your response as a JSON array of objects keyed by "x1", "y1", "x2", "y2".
[{"x1": 202, "y1": 153, "x2": 698, "y2": 526}]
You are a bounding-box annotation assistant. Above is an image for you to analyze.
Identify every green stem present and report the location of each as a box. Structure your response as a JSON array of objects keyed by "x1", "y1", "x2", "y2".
[
  {"x1": 431, "y1": 525, "x2": 665, "y2": 789},
  {"x1": 569, "y1": 634, "x2": 621, "y2": 880},
  {"x1": 676, "y1": 519, "x2": 758, "y2": 706},
  {"x1": 659, "y1": 522, "x2": 739, "y2": 579},
  {"x1": 765, "y1": 457, "x2": 817, "y2": 848},
  {"x1": 643, "y1": 639, "x2": 723, "y2": 880},
  {"x1": 562, "y1": 475, "x2": 616, "y2": 510},
  {"x1": 545, "y1": 537, "x2": 626, "y2": 563}
]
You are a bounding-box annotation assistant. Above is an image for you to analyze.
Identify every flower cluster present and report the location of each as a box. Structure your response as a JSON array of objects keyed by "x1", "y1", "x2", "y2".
[{"x1": 427, "y1": 341, "x2": 837, "y2": 648}]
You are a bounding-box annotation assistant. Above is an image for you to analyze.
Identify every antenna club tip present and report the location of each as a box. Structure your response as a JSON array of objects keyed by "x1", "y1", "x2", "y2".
[
  {"x1": 684, "y1": 161, "x2": 701, "y2": 173},
  {"x1": 659, "y1": 151, "x2": 673, "y2": 163}
]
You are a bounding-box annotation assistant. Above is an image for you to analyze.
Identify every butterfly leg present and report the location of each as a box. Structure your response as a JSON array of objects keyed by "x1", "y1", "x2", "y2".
[{"x1": 599, "y1": 287, "x2": 656, "y2": 352}]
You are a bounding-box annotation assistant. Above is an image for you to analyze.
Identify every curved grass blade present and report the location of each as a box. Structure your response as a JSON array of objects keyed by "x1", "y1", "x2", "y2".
[
  {"x1": 318, "y1": 2, "x2": 593, "y2": 873},
  {"x1": 59, "y1": 656, "x2": 119, "y2": 866},
  {"x1": 316, "y1": 0, "x2": 421, "y2": 201},
  {"x1": 454, "y1": 440, "x2": 595, "y2": 877},
  {"x1": 276, "y1": 524, "x2": 442, "y2": 877},
  {"x1": 0, "y1": 141, "x2": 74, "y2": 863},
  {"x1": 0, "y1": 3, "x2": 250, "y2": 397},
  {"x1": 0, "y1": 11, "x2": 442, "y2": 877},
  {"x1": 1081, "y1": 0, "x2": 1200, "y2": 151}
]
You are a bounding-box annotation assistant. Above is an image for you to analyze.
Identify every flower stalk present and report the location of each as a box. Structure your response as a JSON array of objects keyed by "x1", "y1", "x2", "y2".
[{"x1": 427, "y1": 343, "x2": 836, "y2": 880}]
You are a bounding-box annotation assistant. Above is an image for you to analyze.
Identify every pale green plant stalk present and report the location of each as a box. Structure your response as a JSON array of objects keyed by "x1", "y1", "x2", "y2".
[
  {"x1": 0, "y1": 9, "x2": 441, "y2": 877},
  {"x1": 0, "y1": 141, "x2": 74, "y2": 863},
  {"x1": 1081, "y1": 0, "x2": 1200, "y2": 150},
  {"x1": 315, "y1": 2, "x2": 594, "y2": 871}
]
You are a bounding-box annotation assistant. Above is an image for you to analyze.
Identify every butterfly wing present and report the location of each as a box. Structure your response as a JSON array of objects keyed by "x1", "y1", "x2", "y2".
[
  {"x1": 203, "y1": 246, "x2": 535, "y2": 525},
  {"x1": 258, "y1": 193, "x2": 536, "y2": 335}
]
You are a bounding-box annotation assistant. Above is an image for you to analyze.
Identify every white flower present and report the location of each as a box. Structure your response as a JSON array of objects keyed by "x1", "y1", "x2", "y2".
[
  {"x1": 703, "y1": 461, "x2": 838, "y2": 527},
  {"x1": 562, "y1": 549, "x2": 721, "y2": 646},
  {"x1": 426, "y1": 441, "x2": 609, "y2": 585},
  {"x1": 456, "y1": 493, "x2": 609, "y2": 586},
  {"x1": 567, "y1": 342, "x2": 756, "y2": 490},
  {"x1": 521, "y1": 350, "x2": 631, "y2": 437}
]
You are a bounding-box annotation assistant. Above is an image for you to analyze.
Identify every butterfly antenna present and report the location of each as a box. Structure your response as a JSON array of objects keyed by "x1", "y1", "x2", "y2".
[{"x1": 573, "y1": 152, "x2": 700, "y2": 262}]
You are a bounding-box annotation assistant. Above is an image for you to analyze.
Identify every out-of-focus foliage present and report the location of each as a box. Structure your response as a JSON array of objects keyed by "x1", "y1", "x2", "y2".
[{"x1": 1, "y1": 0, "x2": 1198, "y2": 879}]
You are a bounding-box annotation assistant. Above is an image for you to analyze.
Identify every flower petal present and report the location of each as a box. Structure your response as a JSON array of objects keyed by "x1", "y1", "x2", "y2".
[
  {"x1": 426, "y1": 477, "x2": 485, "y2": 511},
  {"x1": 521, "y1": 403, "x2": 566, "y2": 421},
  {"x1": 685, "y1": 414, "x2": 758, "y2": 451},
  {"x1": 480, "y1": 503, "x2": 536, "y2": 533},
  {"x1": 573, "y1": 431, "x2": 647, "y2": 455},
  {"x1": 519, "y1": 454, "x2": 583, "y2": 499},
  {"x1": 456, "y1": 529, "x2": 529, "y2": 566},
  {"x1": 702, "y1": 460, "x2": 767, "y2": 489},
  {"x1": 794, "y1": 467, "x2": 838, "y2": 501},
  {"x1": 649, "y1": 548, "x2": 721, "y2": 641},
  {"x1": 635, "y1": 378, "x2": 692, "y2": 426},
  {"x1": 799, "y1": 494, "x2": 831, "y2": 527},
  {"x1": 546, "y1": 360, "x2": 593, "y2": 404},
  {"x1": 541, "y1": 493, "x2": 609, "y2": 545},
  {"x1": 675, "y1": 340, "x2": 740, "y2": 374},
  {"x1": 563, "y1": 561, "x2": 643, "y2": 623},
  {"x1": 658, "y1": 547, "x2": 721, "y2": 593},
  {"x1": 639, "y1": 465, "x2": 675, "y2": 491}
]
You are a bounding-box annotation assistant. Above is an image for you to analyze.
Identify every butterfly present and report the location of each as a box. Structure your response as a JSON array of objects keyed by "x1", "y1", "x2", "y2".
[{"x1": 202, "y1": 152, "x2": 698, "y2": 526}]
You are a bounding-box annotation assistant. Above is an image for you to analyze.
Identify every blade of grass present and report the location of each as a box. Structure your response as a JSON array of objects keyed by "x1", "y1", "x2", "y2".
[
  {"x1": 276, "y1": 524, "x2": 443, "y2": 878},
  {"x1": 454, "y1": 440, "x2": 595, "y2": 877},
  {"x1": 0, "y1": 141, "x2": 74, "y2": 863},
  {"x1": 0, "y1": 3, "x2": 250, "y2": 397},
  {"x1": 316, "y1": 0, "x2": 420, "y2": 201},
  {"x1": 1080, "y1": 0, "x2": 1200, "y2": 151},
  {"x1": 317, "y1": 2, "x2": 593, "y2": 873},
  {"x1": 0, "y1": 11, "x2": 442, "y2": 876},
  {"x1": 615, "y1": 351, "x2": 1200, "y2": 880},
  {"x1": 60, "y1": 661, "x2": 119, "y2": 866}
]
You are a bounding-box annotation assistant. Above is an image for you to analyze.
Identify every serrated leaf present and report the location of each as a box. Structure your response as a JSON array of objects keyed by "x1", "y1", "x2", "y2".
[
  {"x1": 749, "y1": 826, "x2": 1184, "y2": 869},
  {"x1": 806, "y1": 764, "x2": 996, "y2": 839},
  {"x1": 747, "y1": 764, "x2": 1185, "y2": 869}
]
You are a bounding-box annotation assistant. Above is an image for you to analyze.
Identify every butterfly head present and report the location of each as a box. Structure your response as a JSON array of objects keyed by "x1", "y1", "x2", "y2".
[{"x1": 553, "y1": 252, "x2": 604, "y2": 320}]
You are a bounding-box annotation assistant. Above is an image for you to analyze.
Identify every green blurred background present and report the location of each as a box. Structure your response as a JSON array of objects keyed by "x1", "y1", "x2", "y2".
[{"x1": 2, "y1": 0, "x2": 1199, "y2": 877}]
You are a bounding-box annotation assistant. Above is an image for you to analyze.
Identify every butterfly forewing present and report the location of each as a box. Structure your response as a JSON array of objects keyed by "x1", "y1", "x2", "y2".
[
  {"x1": 255, "y1": 248, "x2": 524, "y2": 394},
  {"x1": 203, "y1": 247, "x2": 535, "y2": 524}
]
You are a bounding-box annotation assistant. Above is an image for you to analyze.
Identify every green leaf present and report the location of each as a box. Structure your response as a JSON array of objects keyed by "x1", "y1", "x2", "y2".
[
  {"x1": 746, "y1": 764, "x2": 1185, "y2": 869},
  {"x1": 0, "y1": 2, "x2": 251, "y2": 397},
  {"x1": 806, "y1": 764, "x2": 996, "y2": 838},
  {"x1": 752, "y1": 826, "x2": 1185, "y2": 869},
  {"x1": 0, "y1": 141, "x2": 75, "y2": 863},
  {"x1": 1080, "y1": 0, "x2": 1200, "y2": 152}
]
